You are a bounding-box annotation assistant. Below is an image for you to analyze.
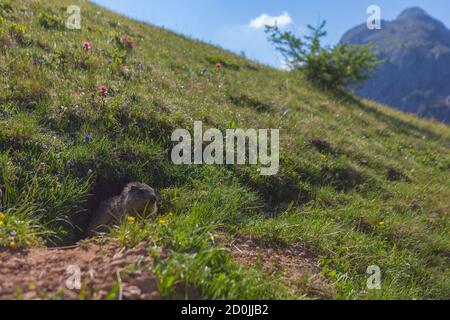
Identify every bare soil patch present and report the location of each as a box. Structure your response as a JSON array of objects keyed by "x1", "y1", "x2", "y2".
[
  {"x1": 224, "y1": 236, "x2": 334, "y2": 299},
  {"x1": 0, "y1": 241, "x2": 160, "y2": 300}
]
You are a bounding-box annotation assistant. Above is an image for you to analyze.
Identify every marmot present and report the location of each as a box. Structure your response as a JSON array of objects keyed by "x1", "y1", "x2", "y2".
[{"x1": 86, "y1": 182, "x2": 157, "y2": 237}]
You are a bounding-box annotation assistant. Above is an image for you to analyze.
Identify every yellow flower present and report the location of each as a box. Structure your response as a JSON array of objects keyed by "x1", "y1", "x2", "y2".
[
  {"x1": 378, "y1": 221, "x2": 385, "y2": 226},
  {"x1": 0, "y1": 221, "x2": 4, "y2": 226},
  {"x1": 229, "y1": 111, "x2": 235, "y2": 116},
  {"x1": 126, "y1": 215, "x2": 136, "y2": 222},
  {"x1": 158, "y1": 218, "x2": 166, "y2": 225},
  {"x1": 9, "y1": 241, "x2": 17, "y2": 250}
]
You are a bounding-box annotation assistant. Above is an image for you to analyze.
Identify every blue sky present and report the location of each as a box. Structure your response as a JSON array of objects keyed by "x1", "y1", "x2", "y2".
[{"x1": 91, "y1": 0, "x2": 450, "y2": 68}]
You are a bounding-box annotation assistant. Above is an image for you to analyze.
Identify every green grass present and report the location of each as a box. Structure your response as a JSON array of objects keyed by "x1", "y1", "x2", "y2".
[{"x1": 0, "y1": 0, "x2": 449, "y2": 299}]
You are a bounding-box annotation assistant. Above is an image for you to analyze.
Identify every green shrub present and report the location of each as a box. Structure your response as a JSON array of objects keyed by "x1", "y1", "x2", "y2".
[
  {"x1": 0, "y1": 28, "x2": 11, "y2": 49},
  {"x1": 72, "y1": 49, "x2": 99, "y2": 71},
  {"x1": 111, "y1": 47, "x2": 128, "y2": 66},
  {"x1": 38, "y1": 11, "x2": 63, "y2": 30},
  {"x1": 9, "y1": 78, "x2": 49, "y2": 109},
  {"x1": 266, "y1": 21, "x2": 380, "y2": 90},
  {"x1": 8, "y1": 22, "x2": 27, "y2": 44},
  {"x1": 0, "y1": 0, "x2": 12, "y2": 13}
]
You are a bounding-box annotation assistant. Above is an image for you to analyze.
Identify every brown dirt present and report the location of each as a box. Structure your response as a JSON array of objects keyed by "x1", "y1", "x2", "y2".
[
  {"x1": 224, "y1": 236, "x2": 334, "y2": 299},
  {"x1": 0, "y1": 236, "x2": 333, "y2": 300},
  {"x1": 0, "y1": 241, "x2": 160, "y2": 300}
]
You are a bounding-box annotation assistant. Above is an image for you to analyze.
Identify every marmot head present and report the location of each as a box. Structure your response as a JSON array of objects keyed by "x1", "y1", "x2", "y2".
[{"x1": 121, "y1": 182, "x2": 157, "y2": 216}]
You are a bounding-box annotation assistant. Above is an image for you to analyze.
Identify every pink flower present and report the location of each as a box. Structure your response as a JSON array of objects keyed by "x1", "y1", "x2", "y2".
[
  {"x1": 98, "y1": 85, "x2": 108, "y2": 96},
  {"x1": 120, "y1": 34, "x2": 135, "y2": 47},
  {"x1": 215, "y1": 63, "x2": 222, "y2": 69},
  {"x1": 83, "y1": 41, "x2": 91, "y2": 51}
]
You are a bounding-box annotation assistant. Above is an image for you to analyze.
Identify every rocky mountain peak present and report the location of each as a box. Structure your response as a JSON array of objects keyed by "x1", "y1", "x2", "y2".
[
  {"x1": 397, "y1": 7, "x2": 429, "y2": 20},
  {"x1": 340, "y1": 7, "x2": 450, "y2": 123}
]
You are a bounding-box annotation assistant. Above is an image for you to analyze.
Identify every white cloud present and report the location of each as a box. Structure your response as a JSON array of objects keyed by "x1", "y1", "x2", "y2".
[
  {"x1": 279, "y1": 58, "x2": 294, "y2": 71},
  {"x1": 249, "y1": 12, "x2": 293, "y2": 29}
]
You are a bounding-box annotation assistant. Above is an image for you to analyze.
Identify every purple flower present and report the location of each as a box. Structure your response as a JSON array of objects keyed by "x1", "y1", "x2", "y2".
[{"x1": 84, "y1": 133, "x2": 93, "y2": 143}]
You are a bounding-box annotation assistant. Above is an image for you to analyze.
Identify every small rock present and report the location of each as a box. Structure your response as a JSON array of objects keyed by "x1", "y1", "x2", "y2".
[
  {"x1": 123, "y1": 285, "x2": 142, "y2": 300},
  {"x1": 141, "y1": 292, "x2": 161, "y2": 300},
  {"x1": 22, "y1": 292, "x2": 38, "y2": 300},
  {"x1": 132, "y1": 275, "x2": 157, "y2": 293}
]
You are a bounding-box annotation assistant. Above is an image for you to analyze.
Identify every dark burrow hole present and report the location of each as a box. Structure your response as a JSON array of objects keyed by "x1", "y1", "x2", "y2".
[
  {"x1": 228, "y1": 94, "x2": 274, "y2": 113},
  {"x1": 308, "y1": 138, "x2": 336, "y2": 155},
  {"x1": 385, "y1": 166, "x2": 411, "y2": 182},
  {"x1": 235, "y1": 168, "x2": 313, "y2": 218},
  {"x1": 320, "y1": 165, "x2": 364, "y2": 191},
  {"x1": 66, "y1": 177, "x2": 126, "y2": 244}
]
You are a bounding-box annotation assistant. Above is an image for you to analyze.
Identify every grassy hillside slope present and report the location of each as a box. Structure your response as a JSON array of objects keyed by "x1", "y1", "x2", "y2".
[{"x1": 0, "y1": 0, "x2": 449, "y2": 299}]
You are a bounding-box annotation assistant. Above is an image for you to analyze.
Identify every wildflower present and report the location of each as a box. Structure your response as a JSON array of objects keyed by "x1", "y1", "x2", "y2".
[
  {"x1": 126, "y1": 215, "x2": 136, "y2": 222},
  {"x1": 38, "y1": 162, "x2": 47, "y2": 171},
  {"x1": 34, "y1": 56, "x2": 45, "y2": 65},
  {"x1": 215, "y1": 63, "x2": 222, "y2": 69},
  {"x1": 98, "y1": 85, "x2": 108, "y2": 96},
  {"x1": 9, "y1": 241, "x2": 16, "y2": 250},
  {"x1": 279, "y1": 105, "x2": 288, "y2": 116},
  {"x1": 84, "y1": 133, "x2": 93, "y2": 143},
  {"x1": 0, "y1": 221, "x2": 4, "y2": 227},
  {"x1": 82, "y1": 41, "x2": 91, "y2": 51},
  {"x1": 378, "y1": 221, "x2": 385, "y2": 226},
  {"x1": 158, "y1": 218, "x2": 166, "y2": 225},
  {"x1": 229, "y1": 111, "x2": 234, "y2": 116},
  {"x1": 120, "y1": 34, "x2": 135, "y2": 48}
]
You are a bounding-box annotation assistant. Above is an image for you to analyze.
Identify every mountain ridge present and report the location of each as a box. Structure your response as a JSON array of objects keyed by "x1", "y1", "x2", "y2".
[{"x1": 341, "y1": 7, "x2": 450, "y2": 123}]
